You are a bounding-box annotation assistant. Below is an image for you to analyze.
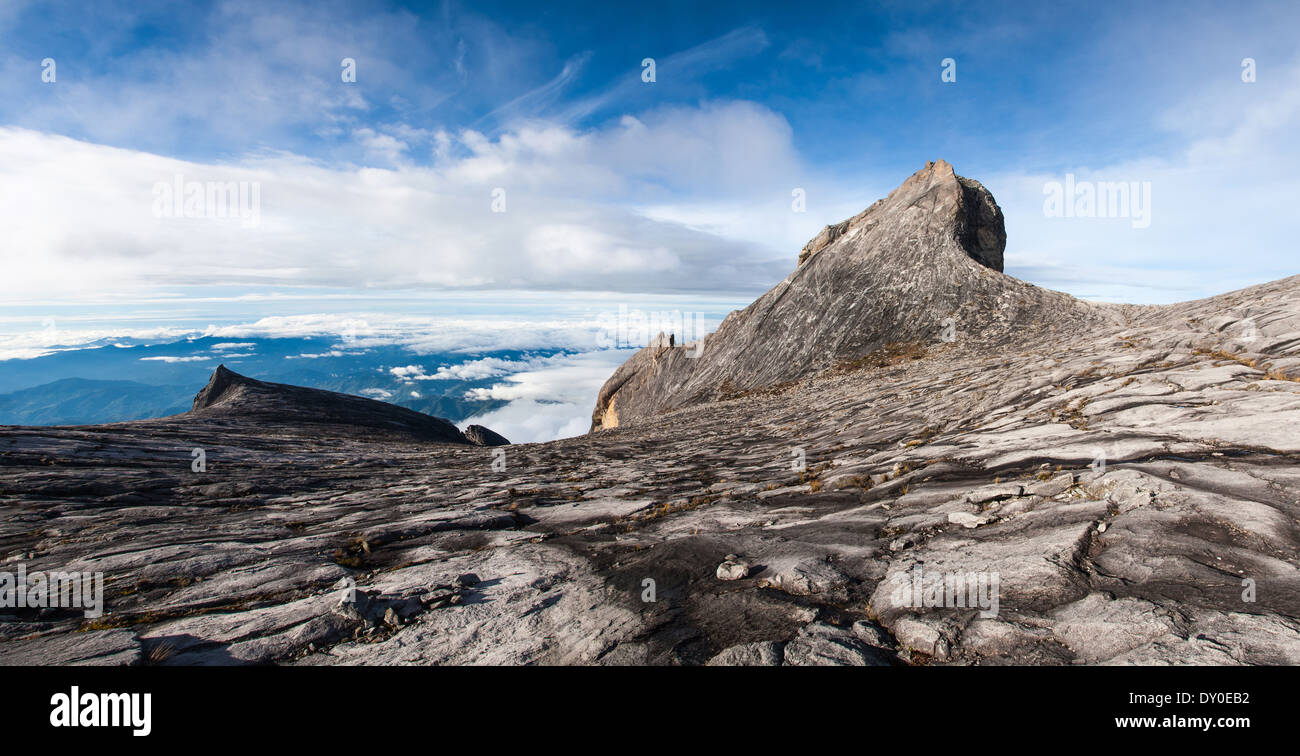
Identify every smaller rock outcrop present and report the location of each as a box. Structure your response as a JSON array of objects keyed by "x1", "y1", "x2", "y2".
[
  {"x1": 190, "y1": 365, "x2": 472, "y2": 444},
  {"x1": 464, "y1": 424, "x2": 510, "y2": 446},
  {"x1": 192, "y1": 364, "x2": 243, "y2": 410}
]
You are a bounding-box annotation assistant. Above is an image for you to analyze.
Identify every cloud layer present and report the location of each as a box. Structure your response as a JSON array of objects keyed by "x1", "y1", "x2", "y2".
[
  {"x1": 0, "y1": 100, "x2": 828, "y2": 302},
  {"x1": 461, "y1": 350, "x2": 636, "y2": 443},
  {"x1": 3, "y1": 2, "x2": 1300, "y2": 314}
]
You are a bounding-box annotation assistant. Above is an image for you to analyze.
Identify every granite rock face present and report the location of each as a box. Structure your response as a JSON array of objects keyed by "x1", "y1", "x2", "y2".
[
  {"x1": 591, "y1": 160, "x2": 1106, "y2": 431},
  {"x1": 463, "y1": 425, "x2": 510, "y2": 447},
  {"x1": 192, "y1": 364, "x2": 478, "y2": 445},
  {"x1": 3, "y1": 162, "x2": 1300, "y2": 666}
]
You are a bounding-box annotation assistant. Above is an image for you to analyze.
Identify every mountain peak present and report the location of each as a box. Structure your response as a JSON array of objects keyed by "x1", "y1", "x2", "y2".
[
  {"x1": 188, "y1": 365, "x2": 506, "y2": 445},
  {"x1": 464, "y1": 424, "x2": 511, "y2": 446},
  {"x1": 592, "y1": 161, "x2": 1108, "y2": 430},
  {"x1": 192, "y1": 364, "x2": 251, "y2": 410},
  {"x1": 797, "y1": 159, "x2": 1004, "y2": 271}
]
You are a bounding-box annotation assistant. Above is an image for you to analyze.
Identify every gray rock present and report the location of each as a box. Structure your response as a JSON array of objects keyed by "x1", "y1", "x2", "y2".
[
  {"x1": 783, "y1": 623, "x2": 892, "y2": 666},
  {"x1": 191, "y1": 365, "x2": 470, "y2": 444},
  {"x1": 892, "y1": 618, "x2": 949, "y2": 660},
  {"x1": 948, "y1": 511, "x2": 994, "y2": 529},
  {"x1": 0, "y1": 629, "x2": 141, "y2": 666},
  {"x1": 716, "y1": 560, "x2": 750, "y2": 580},
  {"x1": 4, "y1": 161, "x2": 1300, "y2": 667},
  {"x1": 463, "y1": 425, "x2": 510, "y2": 446},
  {"x1": 851, "y1": 620, "x2": 895, "y2": 649},
  {"x1": 759, "y1": 559, "x2": 848, "y2": 597},
  {"x1": 706, "y1": 641, "x2": 784, "y2": 666},
  {"x1": 589, "y1": 159, "x2": 1098, "y2": 431}
]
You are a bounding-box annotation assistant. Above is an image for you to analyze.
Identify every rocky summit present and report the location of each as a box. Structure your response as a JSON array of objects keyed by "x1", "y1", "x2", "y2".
[
  {"x1": 190, "y1": 365, "x2": 478, "y2": 445},
  {"x1": 4, "y1": 162, "x2": 1300, "y2": 666},
  {"x1": 590, "y1": 160, "x2": 1110, "y2": 430}
]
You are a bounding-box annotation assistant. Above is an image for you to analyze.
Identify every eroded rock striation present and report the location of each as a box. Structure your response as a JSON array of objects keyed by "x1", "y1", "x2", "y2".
[{"x1": 3, "y1": 161, "x2": 1300, "y2": 666}]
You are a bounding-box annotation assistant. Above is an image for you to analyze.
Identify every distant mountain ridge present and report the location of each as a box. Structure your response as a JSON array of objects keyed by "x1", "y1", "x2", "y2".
[
  {"x1": 0, "y1": 378, "x2": 193, "y2": 426},
  {"x1": 0, "y1": 336, "x2": 548, "y2": 427},
  {"x1": 189, "y1": 365, "x2": 507, "y2": 445}
]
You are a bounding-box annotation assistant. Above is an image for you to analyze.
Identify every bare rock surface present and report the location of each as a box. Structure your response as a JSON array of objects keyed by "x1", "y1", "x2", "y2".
[
  {"x1": 193, "y1": 364, "x2": 475, "y2": 444},
  {"x1": 463, "y1": 424, "x2": 510, "y2": 447},
  {"x1": 0, "y1": 628, "x2": 141, "y2": 666},
  {"x1": 4, "y1": 162, "x2": 1300, "y2": 665},
  {"x1": 590, "y1": 160, "x2": 1114, "y2": 431}
]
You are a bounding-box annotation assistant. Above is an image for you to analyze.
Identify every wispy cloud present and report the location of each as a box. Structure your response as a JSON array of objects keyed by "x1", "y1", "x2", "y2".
[
  {"x1": 477, "y1": 51, "x2": 593, "y2": 127},
  {"x1": 988, "y1": 58, "x2": 1300, "y2": 303},
  {"x1": 557, "y1": 26, "x2": 770, "y2": 124}
]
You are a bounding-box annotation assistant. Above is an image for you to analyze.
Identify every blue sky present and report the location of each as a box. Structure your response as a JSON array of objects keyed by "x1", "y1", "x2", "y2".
[
  {"x1": 2, "y1": 0, "x2": 1292, "y2": 171},
  {"x1": 1, "y1": 0, "x2": 1298, "y2": 363}
]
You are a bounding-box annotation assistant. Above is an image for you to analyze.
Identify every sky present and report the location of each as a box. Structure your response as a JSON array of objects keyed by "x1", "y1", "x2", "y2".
[{"x1": 0, "y1": 0, "x2": 1297, "y2": 438}]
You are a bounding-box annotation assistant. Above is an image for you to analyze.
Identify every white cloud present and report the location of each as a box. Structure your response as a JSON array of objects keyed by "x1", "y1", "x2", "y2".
[
  {"x1": 987, "y1": 59, "x2": 1300, "y2": 304},
  {"x1": 467, "y1": 399, "x2": 593, "y2": 444},
  {"x1": 389, "y1": 365, "x2": 430, "y2": 379},
  {"x1": 0, "y1": 297, "x2": 739, "y2": 362},
  {"x1": 0, "y1": 0, "x2": 479, "y2": 156},
  {"x1": 139, "y1": 356, "x2": 211, "y2": 363},
  {"x1": 462, "y1": 350, "x2": 634, "y2": 443},
  {"x1": 1, "y1": 3, "x2": 1295, "y2": 318},
  {"x1": 392, "y1": 357, "x2": 542, "y2": 381},
  {"x1": 0, "y1": 100, "x2": 814, "y2": 305},
  {"x1": 353, "y1": 128, "x2": 409, "y2": 164},
  {"x1": 430, "y1": 356, "x2": 536, "y2": 380}
]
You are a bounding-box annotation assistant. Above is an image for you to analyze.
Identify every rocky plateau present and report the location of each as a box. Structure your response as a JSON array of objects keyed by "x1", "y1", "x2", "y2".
[{"x1": 3, "y1": 160, "x2": 1300, "y2": 666}]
